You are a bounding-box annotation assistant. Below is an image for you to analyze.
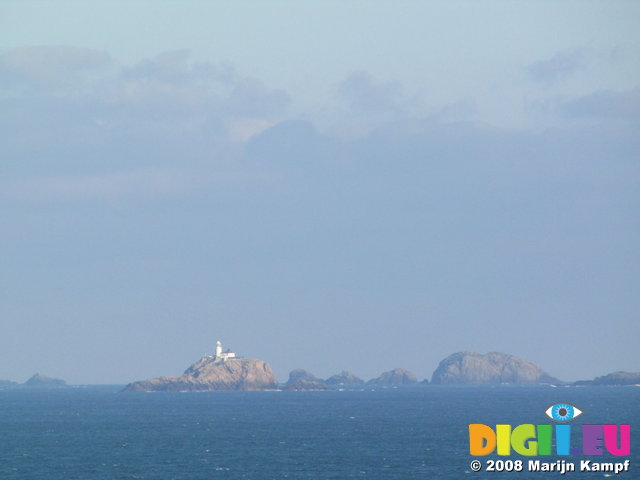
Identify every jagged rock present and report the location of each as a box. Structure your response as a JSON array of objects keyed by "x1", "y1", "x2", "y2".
[
  {"x1": 325, "y1": 370, "x2": 364, "y2": 386},
  {"x1": 574, "y1": 371, "x2": 640, "y2": 386},
  {"x1": 284, "y1": 369, "x2": 327, "y2": 390},
  {"x1": 367, "y1": 368, "x2": 418, "y2": 386},
  {"x1": 122, "y1": 357, "x2": 278, "y2": 392},
  {"x1": 431, "y1": 351, "x2": 559, "y2": 385},
  {"x1": 23, "y1": 373, "x2": 67, "y2": 387}
]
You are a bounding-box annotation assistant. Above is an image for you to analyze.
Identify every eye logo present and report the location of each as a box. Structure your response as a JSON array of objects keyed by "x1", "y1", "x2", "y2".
[{"x1": 545, "y1": 403, "x2": 583, "y2": 422}]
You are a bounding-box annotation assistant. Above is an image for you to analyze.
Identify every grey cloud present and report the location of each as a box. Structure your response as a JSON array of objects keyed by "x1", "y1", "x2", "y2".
[
  {"x1": 101, "y1": 51, "x2": 290, "y2": 121},
  {"x1": 428, "y1": 100, "x2": 476, "y2": 123},
  {"x1": 563, "y1": 87, "x2": 640, "y2": 121},
  {"x1": 335, "y1": 71, "x2": 415, "y2": 115},
  {"x1": 122, "y1": 49, "x2": 194, "y2": 83},
  {"x1": 122, "y1": 50, "x2": 236, "y2": 86},
  {"x1": 245, "y1": 120, "x2": 335, "y2": 169},
  {"x1": 226, "y1": 78, "x2": 289, "y2": 117},
  {"x1": 0, "y1": 49, "x2": 292, "y2": 176},
  {"x1": 0, "y1": 46, "x2": 113, "y2": 89},
  {"x1": 526, "y1": 49, "x2": 587, "y2": 83}
]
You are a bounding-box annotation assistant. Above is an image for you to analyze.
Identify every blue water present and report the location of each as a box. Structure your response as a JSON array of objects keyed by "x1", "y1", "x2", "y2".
[{"x1": 0, "y1": 386, "x2": 638, "y2": 479}]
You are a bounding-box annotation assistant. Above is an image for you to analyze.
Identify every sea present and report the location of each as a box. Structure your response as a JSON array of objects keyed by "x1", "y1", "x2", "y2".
[{"x1": 0, "y1": 385, "x2": 638, "y2": 479}]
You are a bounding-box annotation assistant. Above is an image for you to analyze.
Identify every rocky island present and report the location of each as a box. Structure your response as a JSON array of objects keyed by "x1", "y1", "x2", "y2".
[
  {"x1": 284, "y1": 369, "x2": 327, "y2": 390},
  {"x1": 574, "y1": 371, "x2": 640, "y2": 386},
  {"x1": 367, "y1": 368, "x2": 418, "y2": 386},
  {"x1": 123, "y1": 341, "x2": 278, "y2": 392},
  {"x1": 431, "y1": 351, "x2": 559, "y2": 385},
  {"x1": 325, "y1": 370, "x2": 364, "y2": 387},
  {"x1": 0, "y1": 374, "x2": 67, "y2": 389},
  {"x1": 23, "y1": 373, "x2": 67, "y2": 388}
]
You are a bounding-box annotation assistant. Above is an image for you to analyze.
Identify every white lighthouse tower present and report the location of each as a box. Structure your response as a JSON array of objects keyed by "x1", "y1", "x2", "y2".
[{"x1": 214, "y1": 340, "x2": 236, "y2": 361}]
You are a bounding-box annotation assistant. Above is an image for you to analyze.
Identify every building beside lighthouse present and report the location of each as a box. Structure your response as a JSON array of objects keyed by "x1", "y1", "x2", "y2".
[{"x1": 214, "y1": 340, "x2": 236, "y2": 361}]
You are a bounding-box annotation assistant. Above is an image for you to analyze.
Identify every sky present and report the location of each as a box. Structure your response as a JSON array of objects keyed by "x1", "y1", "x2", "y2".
[{"x1": 1, "y1": 1, "x2": 638, "y2": 384}]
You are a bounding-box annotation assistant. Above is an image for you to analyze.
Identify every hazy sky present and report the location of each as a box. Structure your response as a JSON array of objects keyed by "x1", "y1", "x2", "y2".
[{"x1": 1, "y1": 1, "x2": 638, "y2": 384}]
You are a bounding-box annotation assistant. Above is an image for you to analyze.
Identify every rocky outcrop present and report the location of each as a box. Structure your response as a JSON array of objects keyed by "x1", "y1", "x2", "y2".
[
  {"x1": 325, "y1": 370, "x2": 364, "y2": 387},
  {"x1": 284, "y1": 369, "x2": 327, "y2": 390},
  {"x1": 574, "y1": 371, "x2": 640, "y2": 386},
  {"x1": 431, "y1": 352, "x2": 559, "y2": 385},
  {"x1": 122, "y1": 357, "x2": 278, "y2": 392},
  {"x1": 367, "y1": 368, "x2": 418, "y2": 386},
  {"x1": 23, "y1": 373, "x2": 67, "y2": 387}
]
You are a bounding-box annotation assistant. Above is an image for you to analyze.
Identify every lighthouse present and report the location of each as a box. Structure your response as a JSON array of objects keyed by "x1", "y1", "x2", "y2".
[{"x1": 214, "y1": 340, "x2": 236, "y2": 361}]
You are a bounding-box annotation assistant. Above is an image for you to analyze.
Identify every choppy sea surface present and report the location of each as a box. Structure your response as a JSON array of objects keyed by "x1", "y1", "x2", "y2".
[{"x1": 0, "y1": 385, "x2": 638, "y2": 479}]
